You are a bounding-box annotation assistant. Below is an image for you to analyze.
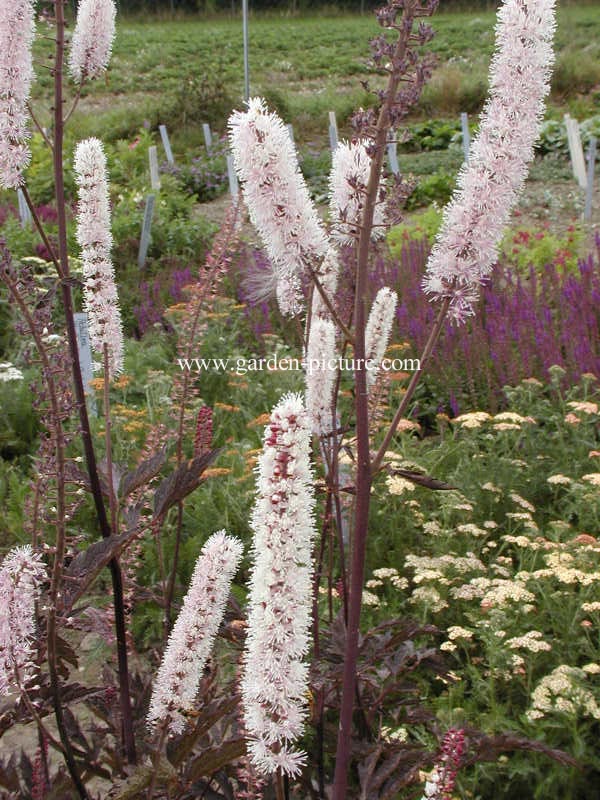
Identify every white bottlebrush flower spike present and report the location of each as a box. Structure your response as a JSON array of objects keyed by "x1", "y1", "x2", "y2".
[
  {"x1": 306, "y1": 317, "x2": 337, "y2": 436},
  {"x1": 0, "y1": 545, "x2": 46, "y2": 697},
  {"x1": 69, "y1": 0, "x2": 117, "y2": 83},
  {"x1": 242, "y1": 393, "x2": 317, "y2": 776},
  {"x1": 422, "y1": 0, "x2": 556, "y2": 322},
  {"x1": 0, "y1": 0, "x2": 35, "y2": 189},
  {"x1": 365, "y1": 287, "x2": 397, "y2": 388},
  {"x1": 229, "y1": 98, "x2": 329, "y2": 316},
  {"x1": 311, "y1": 246, "x2": 340, "y2": 322},
  {"x1": 74, "y1": 137, "x2": 124, "y2": 378},
  {"x1": 329, "y1": 139, "x2": 386, "y2": 245},
  {"x1": 147, "y1": 531, "x2": 243, "y2": 735}
]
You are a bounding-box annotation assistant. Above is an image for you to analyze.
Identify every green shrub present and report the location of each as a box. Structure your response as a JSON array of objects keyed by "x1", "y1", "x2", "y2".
[
  {"x1": 387, "y1": 206, "x2": 442, "y2": 255},
  {"x1": 406, "y1": 170, "x2": 455, "y2": 209}
]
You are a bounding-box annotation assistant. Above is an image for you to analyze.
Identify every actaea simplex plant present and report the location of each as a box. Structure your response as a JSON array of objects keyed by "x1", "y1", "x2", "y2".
[{"x1": 0, "y1": 0, "x2": 567, "y2": 798}]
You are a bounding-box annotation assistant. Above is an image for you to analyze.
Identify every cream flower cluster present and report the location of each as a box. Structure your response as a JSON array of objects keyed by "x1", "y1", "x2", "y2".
[
  {"x1": 241, "y1": 393, "x2": 317, "y2": 776},
  {"x1": 0, "y1": 545, "x2": 46, "y2": 697},
  {"x1": 0, "y1": 0, "x2": 35, "y2": 188},
  {"x1": 147, "y1": 531, "x2": 243, "y2": 735},
  {"x1": 422, "y1": 0, "x2": 556, "y2": 321},
  {"x1": 74, "y1": 137, "x2": 124, "y2": 378},
  {"x1": 69, "y1": 0, "x2": 117, "y2": 83},
  {"x1": 527, "y1": 664, "x2": 600, "y2": 722},
  {"x1": 229, "y1": 99, "x2": 329, "y2": 316}
]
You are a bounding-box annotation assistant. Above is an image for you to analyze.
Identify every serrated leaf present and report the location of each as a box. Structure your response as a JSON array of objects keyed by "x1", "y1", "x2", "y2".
[
  {"x1": 62, "y1": 528, "x2": 139, "y2": 613},
  {"x1": 390, "y1": 468, "x2": 456, "y2": 490},
  {"x1": 169, "y1": 694, "x2": 240, "y2": 767},
  {"x1": 120, "y1": 448, "x2": 167, "y2": 498},
  {"x1": 56, "y1": 634, "x2": 80, "y2": 670},
  {"x1": 153, "y1": 450, "x2": 220, "y2": 521},
  {"x1": 0, "y1": 754, "x2": 20, "y2": 791},
  {"x1": 110, "y1": 758, "x2": 177, "y2": 800},
  {"x1": 185, "y1": 738, "x2": 246, "y2": 782}
]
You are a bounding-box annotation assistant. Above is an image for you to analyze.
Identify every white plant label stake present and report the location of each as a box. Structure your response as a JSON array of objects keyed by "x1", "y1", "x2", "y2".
[
  {"x1": 74, "y1": 312, "x2": 97, "y2": 417},
  {"x1": 159, "y1": 124, "x2": 174, "y2": 165},
  {"x1": 460, "y1": 112, "x2": 470, "y2": 161},
  {"x1": 202, "y1": 123, "x2": 213, "y2": 151},
  {"x1": 138, "y1": 194, "x2": 156, "y2": 268},
  {"x1": 16, "y1": 188, "x2": 32, "y2": 228},
  {"x1": 328, "y1": 110, "x2": 338, "y2": 152},
  {"x1": 149, "y1": 145, "x2": 160, "y2": 190},
  {"x1": 226, "y1": 154, "x2": 239, "y2": 196},
  {"x1": 387, "y1": 131, "x2": 399, "y2": 175},
  {"x1": 584, "y1": 136, "x2": 597, "y2": 222},
  {"x1": 564, "y1": 114, "x2": 587, "y2": 189}
]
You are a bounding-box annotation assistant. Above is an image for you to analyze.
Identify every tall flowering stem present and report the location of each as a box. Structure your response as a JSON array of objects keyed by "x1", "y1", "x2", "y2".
[
  {"x1": 147, "y1": 531, "x2": 243, "y2": 734},
  {"x1": 0, "y1": 0, "x2": 35, "y2": 189},
  {"x1": 229, "y1": 99, "x2": 329, "y2": 316},
  {"x1": 50, "y1": 0, "x2": 136, "y2": 766},
  {"x1": 374, "y1": 0, "x2": 556, "y2": 471},
  {"x1": 332, "y1": 1, "x2": 437, "y2": 796},
  {"x1": 0, "y1": 246, "x2": 88, "y2": 798},
  {"x1": 241, "y1": 393, "x2": 318, "y2": 777},
  {"x1": 164, "y1": 199, "x2": 241, "y2": 635}
]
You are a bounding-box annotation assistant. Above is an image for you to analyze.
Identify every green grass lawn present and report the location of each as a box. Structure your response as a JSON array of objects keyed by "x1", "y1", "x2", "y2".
[{"x1": 30, "y1": 5, "x2": 600, "y2": 151}]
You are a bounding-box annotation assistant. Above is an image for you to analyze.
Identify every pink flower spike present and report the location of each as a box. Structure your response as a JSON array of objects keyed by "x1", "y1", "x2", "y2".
[
  {"x1": 0, "y1": 545, "x2": 46, "y2": 697},
  {"x1": 69, "y1": 0, "x2": 117, "y2": 83},
  {"x1": 365, "y1": 287, "x2": 397, "y2": 389},
  {"x1": 421, "y1": 728, "x2": 465, "y2": 800},
  {"x1": 422, "y1": 0, "x2": 556, "y2": 323},
  {"x1": 0, "y1": 0, "x2": 36, "y2": 189},
  {"x1": 229, "y1": 98, "x2": 329, "y2": 316},
  {"x1": 306, "y1": 317, "x2": 338, "y2": 436},
  {"x1": 147, "y1": 531, "x2": 243, "y2": 735},
  {"x1": 74, "y1": 137, "x2": 124, "y2": 378},
  {"x1": 311, "y1": 246, "x2": 340, "y2": 322},
  {"x1": 242, "y1": 393, "x2": 318, "y2": 775},
  {"x1": 329, "y1": 140, "x2": 385, "y2": 246}
]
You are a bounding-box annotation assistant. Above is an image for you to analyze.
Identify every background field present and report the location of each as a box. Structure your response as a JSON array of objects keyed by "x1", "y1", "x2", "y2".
[{"x1": 31, "y1": 6, "x2": 600, "y2": 147}]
